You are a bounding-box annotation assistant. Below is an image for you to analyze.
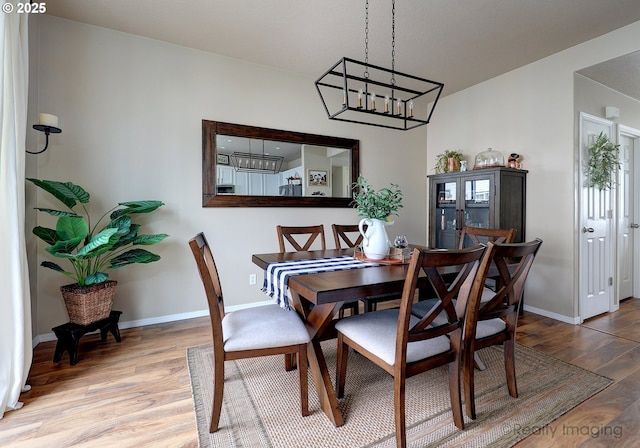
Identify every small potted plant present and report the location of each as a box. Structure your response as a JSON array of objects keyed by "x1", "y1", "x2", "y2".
[
  {"x1": 351, "y1": 175, "x2": 403, "y2": 260},
  {"x1": 585, "y1": 132, "x2": 620, "y2": 190},
  {"x1": 28, "y1": 178, "x2": 168, "y2": 325},
  {"x1": 434, "y1": 150, "x2": 463, "y2": 174}
]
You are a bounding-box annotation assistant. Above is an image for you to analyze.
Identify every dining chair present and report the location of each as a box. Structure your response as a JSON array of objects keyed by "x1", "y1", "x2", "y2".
[
  {"x1": 188, "y1": 232, "x2": 310, "y2": 432},
  {"x1": 462, "y1": 238, "x2": 543, "y2": 420},
  {"x1": 276, "y1": 224, "x2": 326, "y2": 252},
  {"x1": 331, "y1": 223, "x2": 364, "y2": 249},
  {"x1": 276, "y1": 224, "x2": 356, "y2": 371},
  {"x1": 332, "y1": 223, "x2": 399, "y2": 312},
  {"x1": 278, "y1": 224, "x2": 358, "y2": 313},
  {"x1": 335, "y1": 245, "x2": 489, "y2": 448},
  {"x1": 458, "y1": 225, "x2": 516, "y2": 249}
]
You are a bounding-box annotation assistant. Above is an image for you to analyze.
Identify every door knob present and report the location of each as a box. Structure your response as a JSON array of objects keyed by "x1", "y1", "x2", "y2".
[
  {"x1": 582, "y1": 227, "x2": 595, "y2": 233},
  {"x1": 631, "y1": 223, "x2": 640, "y2": 229}
]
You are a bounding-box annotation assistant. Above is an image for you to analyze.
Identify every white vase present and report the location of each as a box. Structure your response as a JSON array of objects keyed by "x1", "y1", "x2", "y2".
[{"x1": 358, "y1": 218, "x2": 392, "y2": 260}]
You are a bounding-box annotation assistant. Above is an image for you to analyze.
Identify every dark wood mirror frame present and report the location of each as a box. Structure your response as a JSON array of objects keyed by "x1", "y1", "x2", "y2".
[{"x1": 202, "y1": 120, "x2": 360, "y2": 207}]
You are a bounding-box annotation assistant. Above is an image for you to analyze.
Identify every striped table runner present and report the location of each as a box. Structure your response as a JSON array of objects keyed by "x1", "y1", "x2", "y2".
[{"x1": 262, "y1": 256, "x2": 382, "y2": 309}]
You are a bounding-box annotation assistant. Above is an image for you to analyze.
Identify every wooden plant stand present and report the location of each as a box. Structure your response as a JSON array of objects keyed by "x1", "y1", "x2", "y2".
[{"x1": 52, "y1": 310, "x2": 122, "y2": 365}]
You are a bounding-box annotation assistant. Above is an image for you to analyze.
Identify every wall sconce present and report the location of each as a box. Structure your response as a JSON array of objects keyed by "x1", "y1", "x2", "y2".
[{"x1": 26, "y1": 113, "x2": 62, "y2": 154}]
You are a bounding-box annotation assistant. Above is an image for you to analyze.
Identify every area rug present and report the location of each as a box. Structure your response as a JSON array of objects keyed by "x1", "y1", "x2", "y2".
[{"x1": 186, "y1": 342, "x2": 611, "y2": 448}]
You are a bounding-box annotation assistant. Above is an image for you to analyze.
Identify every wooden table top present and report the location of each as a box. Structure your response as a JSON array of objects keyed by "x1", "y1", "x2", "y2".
[{"x1": 252, "y1": 249, "x2": 418, "y2": 305}]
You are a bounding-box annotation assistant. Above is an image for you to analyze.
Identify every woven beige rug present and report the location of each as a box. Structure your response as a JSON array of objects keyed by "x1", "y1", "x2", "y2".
[{"x1": 187, "y1": 342, "x2": 611, "y2": 448}]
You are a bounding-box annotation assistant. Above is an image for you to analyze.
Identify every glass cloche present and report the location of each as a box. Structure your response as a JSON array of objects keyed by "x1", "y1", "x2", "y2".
[{"x1": 473, "y1": 147, "x2": 505, "y2": 169}]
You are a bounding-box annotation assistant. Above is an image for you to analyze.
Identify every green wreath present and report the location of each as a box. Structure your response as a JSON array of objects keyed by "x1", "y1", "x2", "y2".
[{"x1": 586, "y1": 132, "x2": 620, "y2": 191}]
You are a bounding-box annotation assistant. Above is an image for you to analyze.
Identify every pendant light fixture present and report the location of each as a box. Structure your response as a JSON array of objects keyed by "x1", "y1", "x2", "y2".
[{"x1": 315, "y1": 0, "x2": 444, "y2": 131}]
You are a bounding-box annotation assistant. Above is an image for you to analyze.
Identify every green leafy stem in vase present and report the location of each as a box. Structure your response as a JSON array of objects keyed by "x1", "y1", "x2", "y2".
[{"x1": 351, "y1": 175, "x2": 403, "y2": 221}]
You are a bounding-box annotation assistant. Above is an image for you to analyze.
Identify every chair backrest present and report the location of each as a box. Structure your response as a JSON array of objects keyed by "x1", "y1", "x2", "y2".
[
  {"x1": 458, "y1": 226, "x2": 516, "y2": 249},
  {"x1": 396, "y1": 245, "x2": 488, "y2": 362},
  {"x1": 188, "y1": 232, "x2": 225, "y2": 344},
  {"x1": 473, "y1": 238, "x2": 543, "y2": 328},
  {"x1": 276, "y1": 225, "x2": 326, "y2": 253},
  {"x1": 331, "y1": 224, "x2": 365, "y2": 249}
]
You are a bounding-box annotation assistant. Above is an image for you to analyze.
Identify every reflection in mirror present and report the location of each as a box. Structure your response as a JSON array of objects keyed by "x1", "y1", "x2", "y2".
[{"x1": 202, "y1": 121, "x2": 359, "y2": 207}]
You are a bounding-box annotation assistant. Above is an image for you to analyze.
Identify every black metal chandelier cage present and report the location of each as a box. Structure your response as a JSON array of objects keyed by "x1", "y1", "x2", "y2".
[
  {"x1": 315, "y1": 57, "x2": 443, "y2": 131},
  {"x1": 315, "y1": 0, "x2": 444, "y2": 131}
]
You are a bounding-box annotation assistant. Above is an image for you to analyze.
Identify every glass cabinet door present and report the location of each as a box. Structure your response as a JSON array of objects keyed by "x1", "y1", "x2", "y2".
[
  {"x1": 434, "y1": 180, "x2": 458, "y2": 248},
  {"x1": 464, "y1": 177, "x2": 491, "y2": 229}
]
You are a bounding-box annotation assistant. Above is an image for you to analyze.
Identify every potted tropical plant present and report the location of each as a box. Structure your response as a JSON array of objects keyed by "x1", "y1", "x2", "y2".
[
  {"x1": 28, "y1": 178, "x2": 168, "y2": 325},
  {"x1": 434, "y1": 150, "x2": 463, "y2": 174},
  {"x1": 585, "y1": 132, "x2": 620, "y2": 190},
  {"x1": 351, "y1": 175, "x2": 403, "y2": 260}
]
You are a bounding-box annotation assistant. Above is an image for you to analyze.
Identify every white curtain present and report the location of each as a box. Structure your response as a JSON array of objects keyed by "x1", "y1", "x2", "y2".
[{"x1": 0, "y1": 3, "x2": 32, "y2": 418}]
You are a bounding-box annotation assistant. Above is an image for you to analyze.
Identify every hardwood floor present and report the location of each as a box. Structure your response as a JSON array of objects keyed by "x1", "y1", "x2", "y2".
[{"x1": 3, "y1": 299, "x2": 640, "y2": 447}]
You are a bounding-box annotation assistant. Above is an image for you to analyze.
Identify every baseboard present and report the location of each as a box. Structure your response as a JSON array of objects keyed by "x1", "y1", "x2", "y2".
[
  {"x1": 522, "y1": 304, "x2": 580, "y2": 325},
  {"x1": 32, "y1": 299, "x2": 274, "y2": 348}
]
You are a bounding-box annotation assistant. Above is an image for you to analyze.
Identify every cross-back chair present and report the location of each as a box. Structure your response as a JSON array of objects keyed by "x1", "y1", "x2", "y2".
[
  {"x1": 458, "y1": 225, "x2": 516, "y2": 249},
  {"x1": 462, "y1": 238, "x2": 543, "y2": 420},
  {"x1": 188, "y1": 232, "x2": 310, "y2": 432},
  {"x1": 335, "y1": 245, "x2": 490, "y2": 448},
  {"x1": 331, "y1": 223, "x2": 365, "y2": 249},
  {"x1": 277, "y1": 224, "x2": 326, "y2": 252}
]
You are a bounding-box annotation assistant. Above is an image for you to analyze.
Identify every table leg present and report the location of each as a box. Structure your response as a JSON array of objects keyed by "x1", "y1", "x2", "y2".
[{"x1": 290, "y1": 290, "x2": 345, "y2": 427}]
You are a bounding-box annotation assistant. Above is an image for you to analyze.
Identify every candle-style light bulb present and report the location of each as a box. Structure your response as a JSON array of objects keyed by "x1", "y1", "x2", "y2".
[
  {"x1": 396, "y1": 99, "x2": 403, "y2": 115},
  {"x1": 357, "y1": 89, "x2": 363, "y2": 109},
  {"x1": 408, "y1": 100, "x2": 414, "y2": 117},
  {"x1": 342, "y1": 89, "x2": 347, "y2": 107},
  {"x1": 384, "y1": 96, "x2": 390, "y2": 113},
  {"x1": 370, "y1": 92, "x2": 376, "y2": 111}
]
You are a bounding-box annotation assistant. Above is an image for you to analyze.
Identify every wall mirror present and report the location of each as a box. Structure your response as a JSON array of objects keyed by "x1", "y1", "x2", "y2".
[{"x1": 202, "y1": 120, "x2": 360, "y2": 207}]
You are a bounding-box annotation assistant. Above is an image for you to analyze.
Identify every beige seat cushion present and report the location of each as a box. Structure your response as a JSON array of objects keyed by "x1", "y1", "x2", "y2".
[
  {"x1": 335, "y1": 309, "x2": 451, "y2": 365},
  {"x1": 222, "y1": 304, "x2": 310, "y2": 352}
]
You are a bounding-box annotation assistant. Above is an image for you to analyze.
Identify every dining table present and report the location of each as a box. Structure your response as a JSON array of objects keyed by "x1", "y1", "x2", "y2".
[{"x1": 252, "y1": 247, "x2": 427, "y2": 427}]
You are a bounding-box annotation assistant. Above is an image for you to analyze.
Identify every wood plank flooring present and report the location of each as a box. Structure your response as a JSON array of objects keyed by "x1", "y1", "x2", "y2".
[{"x1": 2, "y1": 299, "x2": 640, "y2": 447}]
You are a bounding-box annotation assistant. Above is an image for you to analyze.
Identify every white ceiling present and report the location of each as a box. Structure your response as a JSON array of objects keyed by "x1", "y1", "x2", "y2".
[{"x1": 45, "y1": 0, "x2": 640, "y2": 98}]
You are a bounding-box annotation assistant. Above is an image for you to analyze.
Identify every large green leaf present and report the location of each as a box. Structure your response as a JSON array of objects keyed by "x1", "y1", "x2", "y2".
[
  {"x1": 56, "y1": 216, "x2": 88, "y2": 242},
  {"x1": 133, "y1": 233, "x2": 169, "y2": 245},
  {"x1": 41, "y1": 260, "x2": 69, "y2": 274},
  {"x1": 33, "y1": 226, "x2": 59, "y2": 245},
  {"x1": 27, "y1": 179, "x2": 90, "y2": 209},
  {"x1": 109, "y1": 248, "x2": 160, "y2": 268},
  {"x1": 34, "y1": 208, "x2": 81, "y2": 218},
  {"x1": 76, "y1": 227, "x2": 119, "y2": 257},
  {"x1": 113, "y1": 223, "x2": 140, "y2": 247},
  {"x1": 85, "y1": 272, "x2": 109, "y2": 285},
  {"x1": 46, "y1": 236, "x2": 84, "y2": 257},
  {"x1": 110, "y1": 200, "x2": 164, "y2": 219}
]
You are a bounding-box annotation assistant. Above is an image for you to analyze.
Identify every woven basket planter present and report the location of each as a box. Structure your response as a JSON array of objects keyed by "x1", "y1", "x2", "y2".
[{"x1": 60, "y1": 281, "x2": 117, "y2": 325}]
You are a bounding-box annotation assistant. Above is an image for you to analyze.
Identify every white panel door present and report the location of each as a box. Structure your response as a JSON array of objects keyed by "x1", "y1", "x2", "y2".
[
  {"x1": 579, "y1": 113, "x2": 615, "y2": 320},
  {"x1": 617, "y1": 125, "x2": 640, "y2": 301}
]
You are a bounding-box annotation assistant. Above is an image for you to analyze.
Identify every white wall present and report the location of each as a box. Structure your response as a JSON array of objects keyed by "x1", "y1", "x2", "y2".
[
  {"x1": 28, "y1": 16, "x2": 429, "y2": 335},
  {"x1": 428, "y1": 21, "x2": 640, "y2": 321}
]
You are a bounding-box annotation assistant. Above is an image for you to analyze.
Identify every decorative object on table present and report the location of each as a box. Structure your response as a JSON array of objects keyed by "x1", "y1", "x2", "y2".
[
  {"x1": 351, "y1": 175, "x2": 403, "y2": 260},
  {"x1": 434, "y1": 150, "x2": 463, "y2": 174},
  {"x1": 585, "y1": 131, "x2": 620, "y2": 190},
  {"x1": 314, "y1": 0, "x2": 444, "y2": 131},
  {"x1": 27, "y1": 178, "x2": 168, "y2": 325},
  {"x1": 459, "y1": 160, "x2": 468, "y2": 171},
  {"x1": 473, "y1": 147, "x2": 505, "y2": 169},
  {"x1": 507, "y1": 153, "x2": 522, "y2": 169}
]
